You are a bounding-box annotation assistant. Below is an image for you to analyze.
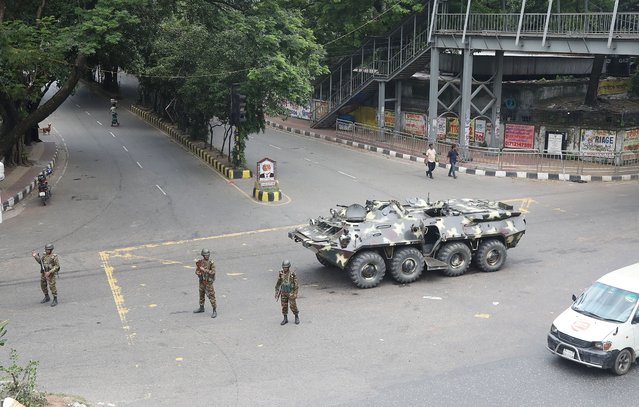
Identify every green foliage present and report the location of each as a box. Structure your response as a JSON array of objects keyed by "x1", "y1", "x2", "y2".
[
  {"x1": 0, "y1": 350, "x2": 47, "y2": 407},
  {"x1": 0, "y1": 323, "x2": 47, "y2": 406}
]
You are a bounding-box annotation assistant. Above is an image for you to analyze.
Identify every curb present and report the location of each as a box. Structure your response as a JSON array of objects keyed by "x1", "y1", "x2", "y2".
[
  {"x1": 265, "y1": 119, "x2": 639, "y2": 182},
  {"x1": 131, "y1": 106, "x2": 252, "y2": 180},
  {"x1": 2, "y1": 148, "x2": 59, "y2": 212},
  {"x1": 252, "y1": 187, "x2": 281, "y2": 202}
]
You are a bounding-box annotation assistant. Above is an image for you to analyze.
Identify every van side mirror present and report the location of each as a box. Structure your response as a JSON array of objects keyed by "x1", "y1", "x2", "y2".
[{"x1": 572, "y1": 294, "x2": 577, "y2": 301}]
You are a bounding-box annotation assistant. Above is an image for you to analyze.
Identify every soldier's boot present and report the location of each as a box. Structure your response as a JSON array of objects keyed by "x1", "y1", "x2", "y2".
[
  {"x1": 50, "y1": 297, "x2": 58, "y2": 307},
  {"x1": 211, "y1": 308, "x2": 217, "y2": 318},
  {"x1": 294, "y1": 313, "x2": 300, "y2": 325},
  {"x1": 280, "y1": 315, "x2": 288, "y2": 325},
  {"x1": 40, "y1": 295, "x2": 50, "y2": 304},
  {"x1": 193, "y1": 305, "x2": 205, "y2": 313}
]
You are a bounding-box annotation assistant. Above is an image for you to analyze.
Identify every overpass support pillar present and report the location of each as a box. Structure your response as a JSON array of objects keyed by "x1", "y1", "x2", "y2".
[
  {"x1": 377, "y1": 81, "x2": 386, "y2": 130},
  {"x1": 428, "y1": 47, "x2": 440, "y2": 142},
  {"x1": 459, "y1": 48, "x2": 473, "y2": 156},
  {"x1": 394, "y1": 81, "x2": 403, "y2": 133},
  {"x1": 491, "y1": 51, "x2": 504, "y2": 148}
]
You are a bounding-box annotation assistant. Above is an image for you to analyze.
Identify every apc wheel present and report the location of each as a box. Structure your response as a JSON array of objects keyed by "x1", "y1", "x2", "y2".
[
  {"x1": 316, "y1": 253, "x2": 333, "y2": 267},
  {"x1": 389, "y1": 247, "x2": 424, "y2": 284},
  {"x1": 612, "y1": 349, "x2": 633, "y2": 376},
  {"x1": 474, "y1": 239, "x2": 507, "y2": 272},
  {"x1": 436, "y1": 242, "x2": 471, "y2": 277},
  {"x1": 347, "y1": 251, "x2": 386, "y2": 289}
]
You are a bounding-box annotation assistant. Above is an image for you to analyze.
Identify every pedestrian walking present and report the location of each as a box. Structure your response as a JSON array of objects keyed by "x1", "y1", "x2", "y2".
[
  {"x1": 193, "y1": 249, "x2": 217, "y2": 318},
  {"x1": 275, "y1": 259, "x2": 299, "y2": 325},
  {"x1": 447, "y1": 144, "x2": 459, "y2": 179},
  {"x1": 425, "y1": 143, "x2": 437, "y2": 179},
  {"x1": 32, "y1": 243, "x2": 60, "y2": 307}
]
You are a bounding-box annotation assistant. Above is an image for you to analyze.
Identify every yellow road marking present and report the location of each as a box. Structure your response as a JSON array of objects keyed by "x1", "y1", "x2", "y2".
[
  {"x1": 501, "y1": 197, "x2": 536, "y2": 214},
  {"x1": 99, "y1": 224, "x2": 305, "y2": 344},
  {"x1": 227, "y1": 272, "x2": 244, "y2": 276},
  {"x1": 99, "y1": 251, "x2": 134, "y2": 345},
  {"x1": 474, "y1": 313, "x2": 491, "y2": 319}
]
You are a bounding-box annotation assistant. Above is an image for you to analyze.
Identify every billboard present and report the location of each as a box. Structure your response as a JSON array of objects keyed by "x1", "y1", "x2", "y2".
[
  {"x1": 504, "y1": 124, "x2": 535, "y2": 149},
  {"x1": 580, "y1": 129, "x2": 616, "y2": 157}
]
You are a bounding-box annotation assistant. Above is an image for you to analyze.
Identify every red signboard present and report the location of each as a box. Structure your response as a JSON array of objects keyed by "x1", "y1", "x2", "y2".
[{"x1": 504, "y1": 124, "x2": 535, "y2": 149}]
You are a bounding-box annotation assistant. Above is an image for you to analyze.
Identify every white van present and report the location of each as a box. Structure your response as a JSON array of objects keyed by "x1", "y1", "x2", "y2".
[{"x1": 547, "y1": 263, "x2": 639, "y2": 375}]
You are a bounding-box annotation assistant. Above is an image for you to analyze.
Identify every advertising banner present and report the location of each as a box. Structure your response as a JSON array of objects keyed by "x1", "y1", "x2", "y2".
[
  {"x1": 403, "y1": 113, "x2": 427, "y2": 137},
  {"x1": 474, "y1": 119, "x2": 486, "y2": 143},
  {"x1": 384, "y1": 111, "x2": 395, "y2": 128},
  {"x1": 597, "y1": 78, "x2": 630, "y2": 96},
  {"x1": 436, "y1": 117, "x2": 447, "y2": 140},
  {"x1": 504, "y1": 124, "x2": 535, "y2": 149},
  {"x1": 580, "y1": 129, "x2": 616, "y2": 157},
  {"x1": 446, "y1": 117, "x2": 460, "y2": 141},
  {"x1": 623, "y1": 128, "x2": 639, "y2": 151}
]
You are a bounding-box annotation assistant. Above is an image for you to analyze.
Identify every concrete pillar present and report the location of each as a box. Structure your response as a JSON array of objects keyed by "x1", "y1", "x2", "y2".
[
  {"x1": 394, "y1": 81, "x2": 402, "y2": 132},
  {"x1": 428, "y1": 47, "x2": 440, "y2": 142},
  {"x1": 491, "y1": 51, "x2": 504, "y2": 148},
  {"x1": 459, "y1": 48, "x2": 473, "y2": 153},
  {"x1": 378, "y1": 81, "x2": 386, "y2": 129}
]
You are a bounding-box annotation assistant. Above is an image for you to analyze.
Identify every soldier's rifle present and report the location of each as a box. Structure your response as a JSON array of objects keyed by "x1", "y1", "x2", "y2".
[
  {"x1": 37, "y1": 254, "x2": 48, "y2": 275},
  {"x1": 196, "y1": 261, "x2": 205, "y2": 284}
]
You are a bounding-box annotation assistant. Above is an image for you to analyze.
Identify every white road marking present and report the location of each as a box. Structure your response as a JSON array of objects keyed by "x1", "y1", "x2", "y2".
[
  {"x1": 109, "y1": 132, "x2": 116, "y2": 138},
  {"x1": 75, "y1": 104, "x2": 81, "y2": 108},
  {"x1": 97, "y1": 121, "x2": 103, "y2": 126},
  {"x1": 422, "y1": 296, "x2": 443, "y2": 300},
  {"x1": 156, "y1": 185, "x2": 167, "y2": 195},
  {"x1": 122, "y1": 146, "x2": 129, "y2": 152},
  {"x1": 136, "y1": 162, "x2": 143, "y2": 169},
  {"x1": 269, "y1": 144, "x2": 281, "y2": 149},
  {"x1": 338, "y1": 170, "x2": 356, "y2": 179},
  {"x1": 85, "y1": 111, "x2": 91, "y2": 116},
  {"x1": 304, "y1": 158, "x2": 318, "y2": 164}
]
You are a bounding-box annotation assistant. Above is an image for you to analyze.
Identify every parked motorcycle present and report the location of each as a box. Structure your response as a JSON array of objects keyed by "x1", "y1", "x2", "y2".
[{"x1": 37, "y1": 174, "x2": 51, "y2": 205}]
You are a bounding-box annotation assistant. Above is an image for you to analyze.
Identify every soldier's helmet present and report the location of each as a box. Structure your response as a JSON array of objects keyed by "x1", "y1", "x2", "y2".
[
  {"x1": 201, "y1": 249, "x2": 210, "y2": 257},
  {"x1": 282, "y1": 259, "x2": 291, "y2": 268},
  {"x1": 45, "y1": 243, "x2": 54, "y2": 251}
]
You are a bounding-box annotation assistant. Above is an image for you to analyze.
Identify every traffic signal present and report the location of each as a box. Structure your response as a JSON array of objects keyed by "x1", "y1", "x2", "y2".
[{"x1": 237, "y1": 94, "x2": 247, "y2": 124}]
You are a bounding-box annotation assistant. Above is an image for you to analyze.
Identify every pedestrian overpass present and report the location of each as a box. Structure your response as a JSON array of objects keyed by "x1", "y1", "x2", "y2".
[{"x1": 310, "y1": 0, "x2": 639, "y2": 150}]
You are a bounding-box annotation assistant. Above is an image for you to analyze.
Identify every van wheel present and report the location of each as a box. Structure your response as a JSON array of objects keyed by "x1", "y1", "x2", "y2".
[
  {"x1": 474, "y1": 239, "x2": 507, "y2": 272},
  {"x1": 347, "y1": 251, "x2": 386, "y2": 289},
  {"x1": 612, "y1": 349, "x2": 633, "y2": 375},
  {"x1": 389, "y1": 247, "x2": 424, "y2": 284},
  {"x1": 436, "y1": 242, "x2": 471, "y2": 277}
]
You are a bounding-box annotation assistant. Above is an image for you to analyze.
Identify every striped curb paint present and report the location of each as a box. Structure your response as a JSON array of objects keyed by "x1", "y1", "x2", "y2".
[
  {"x1": 253, "y1": 187, "x2": 281, "y2": 202},
  {"x1": 2, "y1": 148, "x2": 59, "y2": 212},
  {"x1": 265, "y1": 119, "x2": 639, "y2": 182},
  {"x1": 131, "y1": 106, "x2": 252, "y2": 180}
]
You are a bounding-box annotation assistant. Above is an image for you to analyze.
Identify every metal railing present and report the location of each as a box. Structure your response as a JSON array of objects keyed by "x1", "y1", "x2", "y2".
[
  {"x1": 335, "y1": 119, "x2": 639, "y2": 176},
  {"x1": 436, "y1": 12, "x2": 639, "y2": 37}
]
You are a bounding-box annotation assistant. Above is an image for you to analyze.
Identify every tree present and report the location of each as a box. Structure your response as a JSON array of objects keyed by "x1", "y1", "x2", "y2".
[
  {"x1": 139, "y1": 0, "x2": 326, "y2": 168},
  {"x1": 0, "y1": 0, "x2": 141, "y2": 164}
]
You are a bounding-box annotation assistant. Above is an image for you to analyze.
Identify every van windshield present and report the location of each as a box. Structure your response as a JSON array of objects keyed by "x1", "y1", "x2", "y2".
[{"x1": 572, "y1": 282, "x2": 639, "y2": 323}]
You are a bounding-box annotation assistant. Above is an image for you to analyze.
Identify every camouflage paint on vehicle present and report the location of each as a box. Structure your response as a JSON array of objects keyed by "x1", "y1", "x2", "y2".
[{"x1": 288, "y1": 198, "x2": 526, "y2": 288}]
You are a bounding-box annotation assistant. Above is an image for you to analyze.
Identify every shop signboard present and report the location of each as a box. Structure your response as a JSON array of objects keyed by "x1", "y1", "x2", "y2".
[{"x1": 504, "y1": 124, "x2": 535, "y2": 149}]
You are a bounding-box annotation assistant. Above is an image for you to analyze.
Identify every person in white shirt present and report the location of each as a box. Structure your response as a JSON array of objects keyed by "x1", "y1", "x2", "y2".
[{"x1": 425, "y1": 143, "x2": 437, "y2": 179}]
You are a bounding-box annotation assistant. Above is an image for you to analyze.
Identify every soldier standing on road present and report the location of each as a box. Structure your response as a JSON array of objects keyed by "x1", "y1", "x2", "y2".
[
  {"x1": 32, "y1": 243, "x2": 60, "y2": 307},
  {"x1": 275, "y1": 260, "x2": 299, "y2": 325},
  {"x1": 193, "y1": 249, "x2": 217, "y2": 318}
]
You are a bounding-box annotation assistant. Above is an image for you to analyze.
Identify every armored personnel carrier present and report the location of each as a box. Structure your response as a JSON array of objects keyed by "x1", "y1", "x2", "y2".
[{"x1": 288, "y1": 198, "x2": 526, "y2": 288}]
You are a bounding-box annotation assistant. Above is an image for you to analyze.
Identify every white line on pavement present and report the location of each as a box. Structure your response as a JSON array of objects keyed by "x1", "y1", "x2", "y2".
[
  {"x1": 156, "y1": 185, "x2": 167, "y2": 195},
  {"x1": 269, "y1": 144, "x2": 281, "y2": 149},
  {"x1": 136, "y1": 162, "x2": 143, "y2": 169},
  {"x1": 75, "y1": 104, "x2": 81, "y2": 108},
  {"x1": 122, "y1": 146, "x2": 129, "y2": 152},
  {"x1": 338, "y1": 170, "x2": 356, "y2": 179},
  {"x1": 109, "y1": 132, "x2": 116, "y2": 137},
  {"x1": 85, "y1": 111, "x2": 91, "y2": 116},
  {"x1": 97, "y1": 121, "x2": 102, "y2": 126}
]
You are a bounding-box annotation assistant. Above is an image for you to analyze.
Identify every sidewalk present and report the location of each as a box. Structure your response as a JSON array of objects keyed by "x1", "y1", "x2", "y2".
[
  {"x1": 265, "y1": 116, "x2": 639, "y2": 182},
  {"x1": 0, "y1": 138, "x2": 58, "y2": 214}
]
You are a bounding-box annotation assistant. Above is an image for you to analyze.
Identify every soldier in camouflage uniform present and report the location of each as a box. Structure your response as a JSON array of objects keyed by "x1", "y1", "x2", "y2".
[
  {"x1": 32, "y1": 243, "x2": 60, "y2": 307},
  {"x1": 275, "y1": 260, "x2": 299, "y2": 325},
  {"x1": 193, "y1": 249, "x2": 217, "y2": 318}
]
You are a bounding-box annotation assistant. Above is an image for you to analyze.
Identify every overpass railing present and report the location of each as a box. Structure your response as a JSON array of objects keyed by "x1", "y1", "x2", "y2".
[{"x1": 335, "y1": 119, "x2": 639, "y2": 177}]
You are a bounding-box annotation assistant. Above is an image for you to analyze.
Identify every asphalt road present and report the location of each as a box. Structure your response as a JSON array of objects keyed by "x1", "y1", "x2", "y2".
[{"x1": 1, "y1": 82, "x2": 639, "y2": 407}]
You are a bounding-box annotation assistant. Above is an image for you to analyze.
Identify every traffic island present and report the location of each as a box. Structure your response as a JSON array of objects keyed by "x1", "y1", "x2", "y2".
[
  {"x1": 131, "y1": 105, "x2": 252, "y2": 180},
  {"x1": 253, "y1": 157, "x2": 281, "y2": 202}
]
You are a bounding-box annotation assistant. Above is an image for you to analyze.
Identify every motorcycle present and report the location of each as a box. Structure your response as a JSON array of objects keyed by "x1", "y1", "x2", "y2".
[
  {"x1": 111, "y1": 109, "x2": 120, "y2": 127},
  {"x1": 37, "y1": 174, "x2": 51, "y2": 205}
]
